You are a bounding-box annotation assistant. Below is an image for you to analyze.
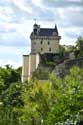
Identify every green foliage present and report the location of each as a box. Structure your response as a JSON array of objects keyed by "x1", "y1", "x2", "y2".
[
  {"x1": 0, "y1": 65, "x2": 23, "y2": 125},
  {"x1": 59, "y1": 45, "x2": 65, "y2": 55},
  {"x1": 75, "y1": 36, "x2": 83, "y2": 58},
  {"x1": 0, "y1": 65, "x2": 83, "y2": 125},
  {"x1": 0, "y1": 65, "x2": 22, "y2": 85},
  {"x1": 32, "y1": 68, "x2": 49, "y2": 80},
  {"x1": 59, "y1": 36, "x2": 83, "y2": 59},
  {"x1": 20, "y1": 67, "x2": 83, "y2": 125},
  {"x1": 46, "y1": 67, "x2": 83, "y2": 125}
]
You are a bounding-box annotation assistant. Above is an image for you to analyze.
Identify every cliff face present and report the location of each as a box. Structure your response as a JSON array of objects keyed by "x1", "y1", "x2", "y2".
[
  {"x1": 53, "y1": 57, "x2": 83, "y2": 77},
  {"x1": 32, "y1": 53, "x2": 83, "y2": 80}
]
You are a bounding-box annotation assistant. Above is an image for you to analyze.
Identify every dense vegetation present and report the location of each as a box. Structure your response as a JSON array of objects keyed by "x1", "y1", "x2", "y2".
[
  {"x1": 0, "y1": 65, "x2": 83, "y2": 125},
  {"x1": 0, "y1": 37, "x2": 83, "y2": 125},
  {"x1": 59, "y1": 36, "x2": 83, "y2": 59}
]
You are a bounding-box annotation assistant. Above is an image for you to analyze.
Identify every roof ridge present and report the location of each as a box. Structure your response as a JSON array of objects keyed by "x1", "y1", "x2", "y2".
[{"x1": 40, "y1": 28, "x2": 55, "y2": 30}]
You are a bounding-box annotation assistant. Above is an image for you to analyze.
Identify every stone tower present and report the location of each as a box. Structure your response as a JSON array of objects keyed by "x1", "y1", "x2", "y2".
[
  {"x1": 22, "y1": 23, "x2": 61, "y2": 82},
  {"x1": 30, "y1": 24, "x2": 61, "y2": 54}
]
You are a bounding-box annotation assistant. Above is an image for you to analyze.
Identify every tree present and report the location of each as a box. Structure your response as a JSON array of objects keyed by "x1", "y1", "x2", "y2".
[
  {"x1": 0, "y1": 65, "x2": 22, "y2": 125},
  {"x1": 75, "y1": 36, "x2": 83, "y2": 58},
  {"x1": 0, "y1": 65, "x2": 22, "y2": 89},
  {"x1": 46, "y1": 67, "x2": 83, "y2": 125},
  {"x1": 59, "y1": 45, "x2": 65, "y2": 61},
  {"x1": 0, "y1": 65, "x2": 83, "y2": 125},
  {"x1": 20, "y1": 80, "x2": 52, "y2": 124}
]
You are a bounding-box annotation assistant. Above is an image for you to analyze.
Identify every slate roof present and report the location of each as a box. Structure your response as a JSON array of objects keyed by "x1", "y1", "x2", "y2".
[
  {"x1": 31, "y1": 24, "x2": 58, "y2": 37},
  {"x1": 38, "y1": 28, "x2": 58, "y2": 36}
]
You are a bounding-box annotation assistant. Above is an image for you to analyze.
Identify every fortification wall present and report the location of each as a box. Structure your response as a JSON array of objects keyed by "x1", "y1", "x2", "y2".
[
  {"x1": 22, "y1": 55, "x2": 30, "y2": 82},
  {"x1": 22, "y1": 54, "x2": 40, "y2": 82}
]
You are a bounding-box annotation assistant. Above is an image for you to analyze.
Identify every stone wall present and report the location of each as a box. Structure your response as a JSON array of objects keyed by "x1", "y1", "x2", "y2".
[
  {"x1": 22, "y1": 55, "x2": 30, "y2": 82},
  {"x1": 22, "y1": 54, "x2": 40, "y2": 82},
  {"x1": 31, "y1": 36, "x2": 59, "y2": 54}
]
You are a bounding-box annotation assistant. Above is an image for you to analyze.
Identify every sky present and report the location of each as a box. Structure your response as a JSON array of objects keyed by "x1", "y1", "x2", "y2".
[{"x1": 0, "y1": 0, "x2": 83, "y2": 67}]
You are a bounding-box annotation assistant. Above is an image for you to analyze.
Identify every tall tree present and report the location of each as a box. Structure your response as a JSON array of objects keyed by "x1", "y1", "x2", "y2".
[{"x1": 75, "y1": 36, "x2": 83, "y2": 58}]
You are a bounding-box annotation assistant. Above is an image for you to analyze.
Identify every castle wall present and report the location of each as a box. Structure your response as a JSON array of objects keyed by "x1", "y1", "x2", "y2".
[
  {"x1": 31, "y1": 37, "x2": 60, "y2": 54},
  {"x1": 30, "y1": 53, "x2": 39, "y2": 74},
  {"x1": 35, "y1": 54, "x2": 40, "y2": 68},
  {"x1": 22, "y1": 54, "x2": 40, "y2": 82},
  {"x1": 22, "y1": 24, "x2": 61, "y2": 82},
  {"x1": 22, "y1": 55, "x2": 30, "y2": 82}
]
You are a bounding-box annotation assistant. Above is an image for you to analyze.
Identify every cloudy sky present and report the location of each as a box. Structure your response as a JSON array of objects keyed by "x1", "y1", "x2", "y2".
[{"x1": 0, "y1": 0, "x2": 83, "y2": 67}]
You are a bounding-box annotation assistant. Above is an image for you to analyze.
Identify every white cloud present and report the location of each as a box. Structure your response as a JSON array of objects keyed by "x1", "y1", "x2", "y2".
[
  {"x1": 11, "y1": 0, "x2": 33, "y2": 14},
  {"x1": 32, "y1": 0, "x2": 44, "y2": 9},
  {"x1": 0, "y1": 59, "x2": 21, "y2": 68},
  {"x1": 68, "y1": 0, "x2": 81, "y2": 1},
  {"x1": 0, "y1": 46, "x2": 30, "y2": 67},
  {"x1": 57, "y1": 8, "x2": 65, "y2": 19},
  {"x1": 32, "y1": 0, "x2": 41, "y2": 6},
  {"x1": 0, "y1": 0, "x2": 83, "y2": 67}
]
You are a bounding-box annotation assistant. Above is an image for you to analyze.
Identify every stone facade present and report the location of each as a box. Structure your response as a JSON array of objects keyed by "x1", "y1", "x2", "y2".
[
  {"x1": 22, "y1": 54, "x2": 39, "y2": 82},
  {"x1": 31, "y1": 36, "x2": 60, "y2": 54},
  {"x1": 30, "y1": 24, "x2": 61, "y2": 54},
  {"x1": 22, "y1": 55, "x2": 30, "y2": 82},
  {"x1": 22, "y1": 23, "x2": 61, "y2": 82}
]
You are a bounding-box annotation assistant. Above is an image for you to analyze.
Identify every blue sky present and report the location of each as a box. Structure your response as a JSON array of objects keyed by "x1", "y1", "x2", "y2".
[{"x1": 0, "y1": 0, "x2": 83, "y2": 67}]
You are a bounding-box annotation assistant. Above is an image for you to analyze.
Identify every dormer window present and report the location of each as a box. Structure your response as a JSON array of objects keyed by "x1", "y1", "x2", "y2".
[
  {"x1": 33, "y1": 24, "x2": 40, "y2": 35},
  {"x1": 53, "y1": 32, "x2": 57, "y2": 36},
  {"x1": 34, "y1": 28, "x2": 37, "y2": 35}
]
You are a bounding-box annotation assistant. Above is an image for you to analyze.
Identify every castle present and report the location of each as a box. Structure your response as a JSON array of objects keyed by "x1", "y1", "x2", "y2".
[{"x1": 22, "y1": 23, "x2": 61, "y2": 82}]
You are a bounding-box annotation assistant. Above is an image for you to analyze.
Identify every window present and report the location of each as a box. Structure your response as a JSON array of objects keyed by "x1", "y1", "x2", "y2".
[
  {"x1": 34, "y1": 29, "x2": 37, "y2": 35},
  {"x1": 41, "y1": 40, "x2": 43, "y2": 44},
  {"x1": 48, "y1": 41, "x2": 50, "y2": 45},
  {"x1": 41, "y1": 48, "x2": 43, "y2": 51},
  {"x1": 49, "y1": 48, "x2": 51, "y2": 52}
]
